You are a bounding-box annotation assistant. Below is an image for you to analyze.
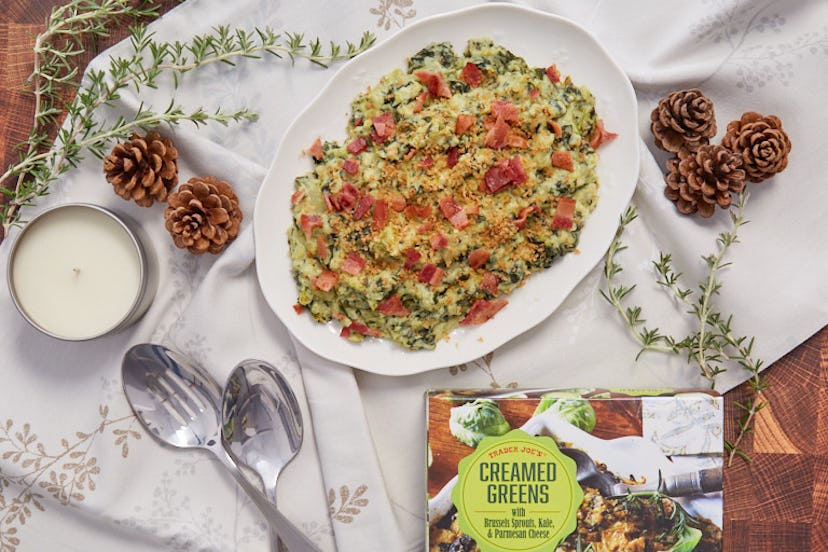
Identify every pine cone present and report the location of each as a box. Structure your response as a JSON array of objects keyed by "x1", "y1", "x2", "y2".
[
  {"x1": 103, "y1": 131, "x2": 178, "y2": 206},
  {"x1": 722, "y1": 111, "x2": 791, "y2": 183},
  {"x1": 164, "y1": 176, "x2": 243, "y2": 255},
  {"x1": 651, "y1": 89, "x2": 717, "y2": 153},
  {"x1": 664, "y1": 145, "x2": 745, "y2": 218}
]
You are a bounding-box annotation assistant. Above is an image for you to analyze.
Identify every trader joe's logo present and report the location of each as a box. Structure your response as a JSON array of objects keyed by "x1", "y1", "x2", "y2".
[{"x1": 452, "y1": 429, "x2": 582, "y2": 552}]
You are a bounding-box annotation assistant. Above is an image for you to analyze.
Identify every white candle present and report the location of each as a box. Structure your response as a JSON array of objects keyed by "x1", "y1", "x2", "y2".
[{"x1": 9, "y1": 204, "x2": 152, "y2": 340}]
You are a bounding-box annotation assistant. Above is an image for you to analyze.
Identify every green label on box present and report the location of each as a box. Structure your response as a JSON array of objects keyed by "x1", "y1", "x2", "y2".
[{"x1": 452, "y1": 429, "x2": 582, "y2": 552}]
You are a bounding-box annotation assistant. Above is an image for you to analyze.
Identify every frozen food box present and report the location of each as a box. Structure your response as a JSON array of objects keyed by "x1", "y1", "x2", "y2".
[{"x1": 426, "y1": 388, "x2": 723, "y2": 552}]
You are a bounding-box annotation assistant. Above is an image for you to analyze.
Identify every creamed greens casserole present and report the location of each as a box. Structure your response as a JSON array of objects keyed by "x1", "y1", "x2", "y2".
[{"x1": 288, "y1": 39, "x2": 615, "y2": 350}]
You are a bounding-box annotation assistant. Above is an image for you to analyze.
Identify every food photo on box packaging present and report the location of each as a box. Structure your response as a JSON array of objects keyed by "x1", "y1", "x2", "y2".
[{"x1": 426, "y1": 389, "x2": 724, "y2": 552}]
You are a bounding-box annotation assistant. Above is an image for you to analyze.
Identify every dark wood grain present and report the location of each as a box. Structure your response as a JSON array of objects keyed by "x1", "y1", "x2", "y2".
[
  {"x1": 724, "y1": 325, "x2": 828, "y2": 552},
  {"x1": 1, "y1": 2, "x2": 826, "y2": 550},
  {"x1": 0, "y1": 0, "x2": 179, "y2": 239}
]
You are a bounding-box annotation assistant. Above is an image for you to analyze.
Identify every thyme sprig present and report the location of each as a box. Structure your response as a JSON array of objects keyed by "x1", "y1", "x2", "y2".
[
  {"x1": 603, "y1": 192, "x2": 767, "y2": 465},
  {"x1": 1, "y1": 0, "x2": 376, "y2": 236},
  {"x1": 600, "y1": 206, "x2": 675, "y2": 359}
]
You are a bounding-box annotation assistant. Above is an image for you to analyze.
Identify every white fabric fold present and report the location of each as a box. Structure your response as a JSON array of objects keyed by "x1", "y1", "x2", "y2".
[{"x1": 297, "y1": 342, "x2": 410, "y2": 552}]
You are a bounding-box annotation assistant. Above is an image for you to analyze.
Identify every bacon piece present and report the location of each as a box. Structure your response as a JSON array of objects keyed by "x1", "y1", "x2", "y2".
[
  {"x1": 377, "y1": 295, "x2": 410, "y2": 317},
  {"x1": 529, "y1": 88, "x2": 540, "y2": 100},
  {"x1": 507, "y1": 134, "x2": 528, "y2": 148},
  {"x1": 353, "y1": 116, "x2": 363, "y2": 126},
  {"x1": 480, "y1": 272, "x2": 499, "y2": 295},
  {"x1": 508, "y1": 157, "x2": 528, "y2": 183},
  {"x1": 551, "y1": 150, "x2": 574, "y2": 171},
  {"x1": 513, "y1": 204, "x2": 540, "y2": 230},
  {"x1": 589, "y1": 119, "x2": 618, "y2": 149},
  {"x1": 417, "y1": 263, "x2": 436, "y2": 283},
  {"x1": 315, "y1": 235, "x2": 328, "y2": 260},
  {"x1": 342, "y1": 159, "x2": 360, "y2": 175},
  {"x1": 323, "y1": 192, "x2": 340, "y2": 212},
  {"x1": 467, "y1": 248, "x2": 490, "y2": 269},
  {"x1": 418, "y1": 156, "x2": 435, "y2": 168},
  {"x1": 299, "y1": 214, "x2": 323, "y2": 240},
  {"x1": 415, "y1": 70, "x2": 452, "y2": 99},
  {"x1": 491, "y1": 100, "x2": 519, "y2": 124},
  {"x1": 353, "y1": 193, "x2": 374, "y2": 220},
  {"x1": 430, "y1": 232, "x2": 448, "y2": 250},
  {"x1": 460, "y1": 298, "x2": 508, "y2": 326},
  {"x1": 405, "y1": 204, "x2": 432, "y2": 219},
  {"x1": 342, "y1": 252, "x2": 366, "y2": 275},
  {"x1": 310, "y1": 270, "x2": 338, "y2": 292},
  {"x1": 337, "y1": 183, "x2": 360, "y2": 212},
  {"x1": 346, "y1": 137, "x2": 368, "y2": 154},
  {"x1": 447, "y1": 209, "x2": 468, "y2": 230},
  {"x1": 413, "y1": 92, "x2": 428, "y2": 113},
  {"x1": 548, "y1": 120, "x2": 563, "y2": 138},
  {"x1": 372, "y1": 198, "x2": 388, "y2": 231},
  {"x1": 404, "y1": 148, "x2": 418, "y2": 161},
  {"x1": 438, "y1": 196, "x2": 469, "y2": 230},
  {"x1": 460, "y1": 62, "x2": 483, "y2": 87},
  {"x1": 292, "y1": 303, "x2": 305, "y2": 315},
  {"x1": 341, "y1": 321, "x2": 381, "y2": 338},
  {"x1": 417, "y1": 263, "x2": 445, "y2": 286},
  {"x1": 290, "y1": 189, "x2": 306, "y2": 205},
  {"x1": 416, "y1": 221, "x2": 434, "y2": 234},
  {"x1": 403, "y1": 248, "x2": 421, "y2": 270},
  {"x1": 390, "y1": 194, "x2": 407, "y2": 212},
  {"x1": 481, "y1": 156, "x2": 528, "y2": 194},
  {"x1": 552, "y1": 197, "x2": 577, "y2": 230},
  {"x1": 455, "y1": 114, "x2": 476, "y2": 136},
  {"x1": 308, "y1": 137, "x2": 324, "y2": 160},
  {"x1": 484, "y1": 115, "x2": 510, "y2": 150},
  {"x1": 446, "y1": 147, "x2": 460, "y2": 167},
  {"x1": 370, "y1": 112, "x2": 396, "y2": 144},
  {"x1": 546, "y1": 64, "x2": 561, "y2": 83}
]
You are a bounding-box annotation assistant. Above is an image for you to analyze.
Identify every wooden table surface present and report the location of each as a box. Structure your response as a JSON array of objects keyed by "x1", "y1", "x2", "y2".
[{"x1": 2, "y1": 2, "x2": 826, "y2": 550}]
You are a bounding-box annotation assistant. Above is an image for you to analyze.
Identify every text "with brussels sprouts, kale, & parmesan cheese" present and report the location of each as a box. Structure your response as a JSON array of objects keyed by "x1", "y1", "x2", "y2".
[{"x1": 288, "y1": 38, "x2": 616, "y2": 350}]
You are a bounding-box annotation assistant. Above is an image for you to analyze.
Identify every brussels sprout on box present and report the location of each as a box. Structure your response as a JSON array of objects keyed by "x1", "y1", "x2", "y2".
[
  {"x1": 533, "y1": 391, "x2": 597, "y2": 433},
  {"x1": 449, "y1": 399, "x2": 510, "y2": 447}
]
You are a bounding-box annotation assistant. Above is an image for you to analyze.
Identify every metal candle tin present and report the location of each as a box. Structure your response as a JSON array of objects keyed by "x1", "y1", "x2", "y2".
[{"x1": 7, "y1": 203, "x2": 158, "y2": 341}]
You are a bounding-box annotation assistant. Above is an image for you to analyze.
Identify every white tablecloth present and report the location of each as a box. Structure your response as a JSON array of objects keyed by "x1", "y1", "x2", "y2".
[{"x1": 1, "y1": 1, "x2": 827, "y2": 550}]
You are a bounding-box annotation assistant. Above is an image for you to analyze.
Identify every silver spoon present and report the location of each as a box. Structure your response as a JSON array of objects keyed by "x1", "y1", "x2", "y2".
[
  {"x1": 222, "y1": 359, "x2": 303, "y2": 551},
  {"x1": 121, "y1": 343, "x2": 321, "y2": 552}
]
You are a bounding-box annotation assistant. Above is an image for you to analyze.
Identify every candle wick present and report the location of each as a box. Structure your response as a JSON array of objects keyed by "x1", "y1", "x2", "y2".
[{"x1": 73, "y1": 267, "x2": 81, "y2": 276}]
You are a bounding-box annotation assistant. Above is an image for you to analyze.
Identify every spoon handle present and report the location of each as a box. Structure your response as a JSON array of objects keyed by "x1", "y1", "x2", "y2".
[
  {"x1": 218, "y1": 449, "x2": 322, "y2": 552},
  {"x1": 661, "y1": 466, "x2": 723, "y2": 497},
  {"x1": 236, "y1": 473, "x2": 317, "y2": 552},
  {"x1": 265, "y1": 488, "x2": 283, "y2": 552}
]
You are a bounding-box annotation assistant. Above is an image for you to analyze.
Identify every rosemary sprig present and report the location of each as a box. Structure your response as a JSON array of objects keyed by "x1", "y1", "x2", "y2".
[
  {"x1": 1, "y1": 0, "x2": 376, "y2": 236},
  {"x1": 602, "y1": 192, "x2": 767, "y2": 465}
]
